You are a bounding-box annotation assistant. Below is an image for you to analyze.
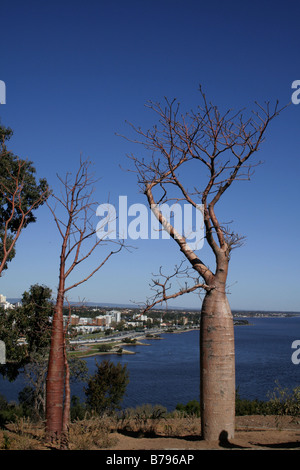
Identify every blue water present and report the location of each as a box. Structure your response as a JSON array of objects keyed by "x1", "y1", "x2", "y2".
[
  {"x1": 1, "y1": 317, "x2": 300, "y2": 411},
  {"x1": 234, "y1": 316, "x2": 300, "y2": 401}
]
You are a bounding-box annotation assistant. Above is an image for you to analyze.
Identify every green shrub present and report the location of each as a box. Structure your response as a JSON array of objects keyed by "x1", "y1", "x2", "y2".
[
  {"x1": 70, "y1": 395, "x2": 87, "y2": 421},
  {"x1": 85, "y1": 360, "x2": 129, "y2": 416},
  {"x1": 174, "y1": 384, "x2": 300, "y2": 418},
  {"x1": 0, "y1": 394, "x2": 24, "y2": 428},
  {"x1": 235, "y1": 394, "x2": 268, "y2": 416},
  {"x1": 118, "y1": 404, "x2": 167, "y2": 437},
  {"x1": 266, "y1": 382, "x2": 300, "y2": 417},
  {"x1": 175, "y1": 400, "x2": 201, "y2": 417},
  {"x1": 98, "y1": 343, "x2": 113, "y2": 352}
]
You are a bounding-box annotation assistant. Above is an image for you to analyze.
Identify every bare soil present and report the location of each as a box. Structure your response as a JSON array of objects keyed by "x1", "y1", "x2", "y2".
[
  {"x1": 110, "y1": 415, "x2": 300, "y2": 451},
  {"x1": 1, "y1": 415, "x2": 300, "y2": 451}
]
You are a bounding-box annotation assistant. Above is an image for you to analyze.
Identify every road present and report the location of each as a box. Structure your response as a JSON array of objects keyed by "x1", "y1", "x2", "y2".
[{"x1": 69, "y1": 328, "x2": 165, "y2": 346}]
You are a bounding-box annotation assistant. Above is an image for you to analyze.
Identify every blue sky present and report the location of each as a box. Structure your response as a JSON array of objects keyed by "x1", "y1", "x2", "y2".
[{"x1": 0, "y1": 0, "x2": 299, "y2": 311}]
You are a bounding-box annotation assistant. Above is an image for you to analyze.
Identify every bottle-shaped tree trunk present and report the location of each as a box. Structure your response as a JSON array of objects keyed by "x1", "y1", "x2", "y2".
[{"x1": 200, "y1": 272, "x2": 235, "y2": 441}]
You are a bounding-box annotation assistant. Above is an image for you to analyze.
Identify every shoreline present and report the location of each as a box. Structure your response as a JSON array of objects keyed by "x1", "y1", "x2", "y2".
[{"x1": 71, "y1": 327, "x2": 199, "y2": 359}]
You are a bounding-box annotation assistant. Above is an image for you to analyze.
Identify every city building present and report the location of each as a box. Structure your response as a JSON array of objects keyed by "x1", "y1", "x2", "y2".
[{"x1": 0, "y1": 294, "x2": 14, "y2": 310}]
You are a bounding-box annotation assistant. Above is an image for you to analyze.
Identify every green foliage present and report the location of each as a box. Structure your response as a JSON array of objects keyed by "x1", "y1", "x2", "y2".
[
  {"x1": 0, "y1": 284, "x2": 53, "y2": 371},
  {"x1": 70, "y1": 395, "x2": 87, "y2": 421},
  {"x1": 0, "y1": 124, "x2": 49, "y2": 270},
  {"x1": 175, "y1": 385, "x2": 300, "y2": 418},
  {"x1": 0, "y1": 307, "x2": 27, "y2": 365},
  {"x1": 123, "y1": 403, "x2": 167, "y2": 422},
  {"x1": 119, "y1": 404, "x2": 167, "y2": 437},
  {"x1": 0, "y1": 232, "x2": 16, "y2": 271},
  {"x1": 18, "y1": 284, "x2": 53, "y2": 352},
  {"x1": 266, "y1": 382, "x2": 300, "y2": 417},
  {"x1": 0, "y1": 394, "x2": 23, "y2": 428},
  {"x1": 85, "y1": 359, "x2": 129, "y2": 416},
  {"x1": 175, "y1": 399, "x2": 201, "y2": 417},
  {"x1": 98, "y1": 343, "x2": 113, "y2": 352},
  {"x1": 18, "y1": 386, "x2": 38, "y2": 420},
  {"x1": 235, "y1": 392, "x2": 268, "y2": 416},
  {"x1": 69, "y1": 357, "x2": 89, "y2": 385},
  {"x1": 123, "y1": 338, "x2": 137, "y2": 344}
]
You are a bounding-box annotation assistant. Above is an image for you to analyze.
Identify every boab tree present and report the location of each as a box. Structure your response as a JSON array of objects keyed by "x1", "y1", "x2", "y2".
[
  {"x1": 124, "y1": 88, "x2": 282, "y2": 441},
  {"x1": 45, "y1": 158, "x2": 123, "y2": 445},
  {"x1": 0, "y1": 125, "x2": 49, "y2": 275}
]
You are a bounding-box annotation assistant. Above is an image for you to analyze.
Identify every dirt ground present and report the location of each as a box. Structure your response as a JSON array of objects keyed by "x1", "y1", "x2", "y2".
[
  {"x1": 1, "y1": 415, "x2": 300, "y2": 451},
  {"x1": 109, "y1": 415, "x2": 300, "y2": 451}
]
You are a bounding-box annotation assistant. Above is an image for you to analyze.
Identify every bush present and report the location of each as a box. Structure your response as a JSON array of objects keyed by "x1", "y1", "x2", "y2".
[
  {"x1": 70, "y1": 395, "x2": 87, "y2": 421},
  {"x1": 85, "y1": 359, "x2": 129, "y2": 416},
  {"x1": 266, "y1": 383, "x2": 300, "y2": 417},
  {"x1": 175, "y1": 400, "x2": 201, "y2": 417},
  {"x1": 0, "y1": 394, "x2": 24, "y2": 428},
  {"x1": 118, "y1": 404, "x2": 167, "y2": 437},
  {"x1": 235, "y1": 395, "x2": 268, "y2": 416},
  {"x1": 123, "y1": 338, "x2": 137, "y2": 344},
  {"x1": 174, "y1": 384, "x2": 300, "y2": 418},
  {"x1": 98, "y1": 343, "x2": 113, "y2": 352}
]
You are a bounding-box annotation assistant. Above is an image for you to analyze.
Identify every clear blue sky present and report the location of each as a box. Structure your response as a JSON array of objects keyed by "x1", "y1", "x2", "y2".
[{"x1": 0, "y1": 0, "x2": 299, "y2": 312}]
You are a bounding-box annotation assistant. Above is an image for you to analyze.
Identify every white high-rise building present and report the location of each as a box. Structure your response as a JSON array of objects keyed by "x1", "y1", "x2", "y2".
[
  {"x1": 108, "y1": 310, "x2": 121, "y2": 323},
  {"x1": 0, "y1": 295, "x2": 14, "y2": 310}
]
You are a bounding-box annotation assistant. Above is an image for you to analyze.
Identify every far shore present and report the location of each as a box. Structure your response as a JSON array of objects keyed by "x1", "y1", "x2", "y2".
[{"x1": 70, "y1": 327, "x2": 199, "y2": 359}]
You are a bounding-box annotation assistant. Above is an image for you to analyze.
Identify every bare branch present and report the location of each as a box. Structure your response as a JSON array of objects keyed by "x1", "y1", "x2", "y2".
[
  {"x1": 123, "y1": 87, "x2": 285, "y2": 274},
  {"x1": 134, "y1": 261, "x2": 210, "y2": 314}
]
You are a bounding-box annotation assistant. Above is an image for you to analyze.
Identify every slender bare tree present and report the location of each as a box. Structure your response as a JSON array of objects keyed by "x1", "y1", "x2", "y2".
[
  {"x1": 45, "y1": 158, "x2": 123, "y2": 446},
  {"x1": 124, "y1": 87, "x2": 283, "y2": 441}
]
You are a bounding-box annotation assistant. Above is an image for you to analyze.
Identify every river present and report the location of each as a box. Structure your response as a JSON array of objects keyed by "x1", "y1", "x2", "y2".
[{"x1": 1, "y1": 316, "x2": 300, "y2": 411}]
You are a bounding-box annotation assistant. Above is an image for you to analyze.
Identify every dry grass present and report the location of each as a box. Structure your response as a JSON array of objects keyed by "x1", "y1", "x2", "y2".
[
  {"x1": 68, "y1": 415, "x2": 118, "y2": 450},
  {"x1": 0, "y1": 412, "x2": 201, "y2": 450},
  {"x1": 1, "y1": 413, "x2": 299, "y2": 450},
  {"x1": 1, "y1": 417, "x2": 45, "y2": 450}
]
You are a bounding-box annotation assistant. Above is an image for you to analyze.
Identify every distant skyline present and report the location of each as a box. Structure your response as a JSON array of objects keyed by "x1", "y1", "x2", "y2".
[
  {"x1": 1, "y1": 0, "x2": 300, "y2": 312},
  {"x1": 4, "y1": 298, "x2": 300, "y2": 314}
]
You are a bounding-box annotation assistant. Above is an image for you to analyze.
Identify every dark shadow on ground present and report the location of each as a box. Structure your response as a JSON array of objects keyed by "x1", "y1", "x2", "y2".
[
  {"x1": 251, "y1": 441, "x2": 300, "y2": 449},
  {"x1": 219, "y1": 430, "x2": 250, "y2": 449},
  {"x1": 117, "y1": 429, "x2": 201, "y2": 441},
  {"x1": 117, "y1": 429, "x2": 250, "y2": 448}
]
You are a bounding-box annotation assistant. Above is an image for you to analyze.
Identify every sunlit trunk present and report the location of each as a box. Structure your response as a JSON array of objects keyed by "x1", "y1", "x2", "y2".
[
  {"x1": 45, "y1": 291, "x2": 65, "y2": 441},
  {"x1": 61, "y1": 339, "x2": 71, "y2": 449},
  {"x1": 200, "y1": 276, "x2": 235, "y2": 441}
]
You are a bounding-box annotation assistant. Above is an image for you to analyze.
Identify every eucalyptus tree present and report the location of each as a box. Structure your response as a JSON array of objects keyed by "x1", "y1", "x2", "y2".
[{"x1": 0, "y1": 125, "x2": 49, "y2": 274}]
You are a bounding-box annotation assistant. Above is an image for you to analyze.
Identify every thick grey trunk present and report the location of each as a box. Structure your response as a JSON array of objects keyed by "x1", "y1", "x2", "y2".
[{"x1": 200, "y1": 285, "x2": 235, "y2": 441}]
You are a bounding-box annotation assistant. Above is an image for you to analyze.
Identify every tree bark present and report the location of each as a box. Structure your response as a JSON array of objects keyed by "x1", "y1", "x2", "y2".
[
  {"x1": 45, "y1": 291, "x2": 65, "y2": 442},
  {"x1": 61, "y1": 344, "x2": 70, "y2": 449},
  {"x1": 124, "y1": 90, "x2": 282, "y2": 442},
  {"x1": 200, "y1": 273, "x2": 235, "y2": 441}
]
